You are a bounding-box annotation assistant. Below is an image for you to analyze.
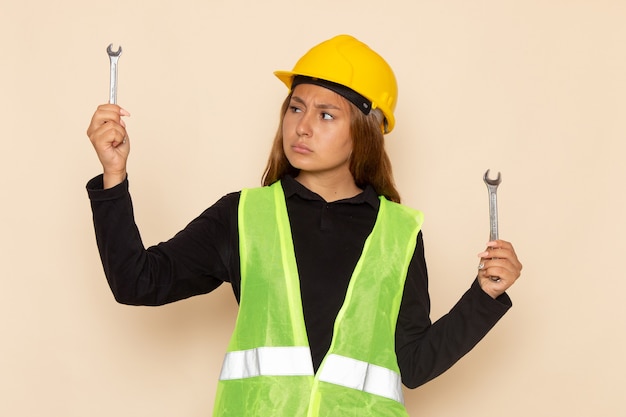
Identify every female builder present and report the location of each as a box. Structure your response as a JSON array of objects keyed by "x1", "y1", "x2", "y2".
[{"x1": 86, "y1": 35, "x2": 522, "y2": 416}]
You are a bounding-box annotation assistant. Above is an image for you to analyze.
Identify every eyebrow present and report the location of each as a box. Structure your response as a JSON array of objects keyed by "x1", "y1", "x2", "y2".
[{"x1": 291, "y1": 95, "x2": 342, "y2": 110}]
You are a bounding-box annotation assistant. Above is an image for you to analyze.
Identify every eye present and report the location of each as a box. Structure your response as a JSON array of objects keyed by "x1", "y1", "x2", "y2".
[
  {"x1": 289, "y1": 106, "x2": 303, "y2": 113},
  {"x1": 321, "y1": 112, "x2": 334, "y2": 120}
]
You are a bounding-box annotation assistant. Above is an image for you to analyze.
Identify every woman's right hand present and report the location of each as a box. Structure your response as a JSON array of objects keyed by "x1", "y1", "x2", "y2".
[{"x1": 86, "y1": 104, "x2": 131, "y2": 189}]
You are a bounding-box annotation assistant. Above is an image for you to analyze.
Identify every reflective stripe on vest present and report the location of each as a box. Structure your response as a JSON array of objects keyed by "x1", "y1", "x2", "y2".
[
  {"x1": 219, "y1": 346, "x2": 314, "y2": 380},
  {"x1": 219, "y1": 349, "x2": 401, "y2": 404},
  {"x1": 318, "y1": 353, "x2": 404, "y2": 404}
]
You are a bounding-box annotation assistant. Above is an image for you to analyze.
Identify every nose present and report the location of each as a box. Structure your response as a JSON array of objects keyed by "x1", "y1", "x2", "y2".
[{"x1": 295, "y1": 112, "x2": 312, "y2": 137}]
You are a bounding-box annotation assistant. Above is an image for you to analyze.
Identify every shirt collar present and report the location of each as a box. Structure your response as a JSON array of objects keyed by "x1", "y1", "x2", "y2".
[{"x1": 280, "y1": 175, "x2": 380, "y2": 209}]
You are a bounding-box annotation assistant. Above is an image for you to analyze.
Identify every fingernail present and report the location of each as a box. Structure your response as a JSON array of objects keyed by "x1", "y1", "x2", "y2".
[
  {"x1": 120, "y1": 108, "x2": 131, "y2": 116},
  {"x1": 120, "y1": 118, "x2": 126, "y2": 128}
]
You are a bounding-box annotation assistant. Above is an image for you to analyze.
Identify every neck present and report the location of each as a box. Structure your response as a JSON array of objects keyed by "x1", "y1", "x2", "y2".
[{"x1": 295, "y1": 171, "x2": 362, "y2": 202}]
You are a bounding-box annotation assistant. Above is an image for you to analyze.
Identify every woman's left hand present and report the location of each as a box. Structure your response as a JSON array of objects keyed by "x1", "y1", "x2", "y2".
[{"x1": 477, "y1": 240, "x2": 523, "y2": 298}]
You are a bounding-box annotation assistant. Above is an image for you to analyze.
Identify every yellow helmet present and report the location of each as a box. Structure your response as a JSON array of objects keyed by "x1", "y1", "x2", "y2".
[{"x1": 274, "y1": 34, "x2": 398, "y2": 133}]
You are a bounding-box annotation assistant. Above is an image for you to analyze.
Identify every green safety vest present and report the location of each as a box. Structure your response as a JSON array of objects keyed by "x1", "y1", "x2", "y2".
[{"x1": 213, "y1": 181, "x2": 423, "y2": 417}]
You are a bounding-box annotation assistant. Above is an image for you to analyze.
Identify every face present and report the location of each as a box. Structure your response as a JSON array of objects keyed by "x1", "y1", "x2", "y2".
[{"x1": 282, "y1": 83, "x2": 353, "y2": 180}]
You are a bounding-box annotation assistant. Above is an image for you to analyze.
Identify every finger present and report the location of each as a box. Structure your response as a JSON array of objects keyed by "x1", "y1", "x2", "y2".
[
  {"x1": 118, "y1": 133, "x2": 129, "y2": 148},
  {"x1": 87, "y1": 105, "x2": 130, "y2": 136},
  {"x1": 478, "y1": 261, "x2": 501, "y2": 283},
  {"x1": 491, "y1": 248, "x2": 523, "y2": 273},
  {"x1": 484, "y1": 239, "x2": 515, "y2": 252},
  {"x1": 478, "y1": 240, "x2": 505, "y2": 258},
  {"x1": 96, "y1": 103, "x2": 130, "y2": 117},
  {"x1": 89, "y1": 107, "x2": 129, "y2": 141},
  {"x1": 482, "y1": 257, "x2": 521, "y2": 282},
  {"x1": 91, "y1": 121, "x2": 128, "y2": 148},
  {"x1": 483, "y1": 241, "x2": 519, "y2": 260},
  {"x1": 477, "y1": 240, "x2": 522, "y2": 277}
]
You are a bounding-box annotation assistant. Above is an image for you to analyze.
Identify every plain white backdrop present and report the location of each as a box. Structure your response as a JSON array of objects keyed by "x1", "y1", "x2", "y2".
[{"x1": 1, "y1": 1, "x2": 624, "y2": 415}]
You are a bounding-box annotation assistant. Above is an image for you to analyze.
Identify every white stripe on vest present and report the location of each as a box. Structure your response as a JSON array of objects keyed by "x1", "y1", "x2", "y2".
[
  {"x1": 318, "y1": 354, "x2": 404, "y2": 404},
  {"x1": 220, "y1": 349, "x2": 403, "y2": 404},
  {"x1": 219, "y1": 346, "x2": 314, "y2": 380}
]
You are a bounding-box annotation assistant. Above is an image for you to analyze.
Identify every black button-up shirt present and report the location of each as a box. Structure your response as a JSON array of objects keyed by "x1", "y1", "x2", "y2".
[{"x1": 87, "y1": 174, "x2": 511, "y2": 388}]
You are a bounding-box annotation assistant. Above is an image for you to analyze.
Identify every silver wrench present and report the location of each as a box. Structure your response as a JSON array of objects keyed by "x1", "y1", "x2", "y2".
[
  {"x1": 107, "y1": 44, "x2": 122, "y2": 104},
  {"x1": 483, "y1": 169, "x2": 502, "y2": 281}
]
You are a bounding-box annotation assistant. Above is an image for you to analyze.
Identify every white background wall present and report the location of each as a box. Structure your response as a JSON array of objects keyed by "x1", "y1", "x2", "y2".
[{"x1": 2, "y1": 1, "x2": 624, "y2": 416}]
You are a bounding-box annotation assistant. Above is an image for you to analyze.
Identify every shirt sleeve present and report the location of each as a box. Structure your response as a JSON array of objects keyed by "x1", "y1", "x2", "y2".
[
  {"x1": 395, "y1": 232, "x2": 512, "y2": 388},
  {"x1": 86, "y1": 174, "x2": 240, "y2": 306}
]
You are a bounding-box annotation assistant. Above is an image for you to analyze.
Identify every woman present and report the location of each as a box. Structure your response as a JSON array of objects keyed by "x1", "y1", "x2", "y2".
[{"x1": 86, "y1": 35, "x2": 522, "y2": 417}]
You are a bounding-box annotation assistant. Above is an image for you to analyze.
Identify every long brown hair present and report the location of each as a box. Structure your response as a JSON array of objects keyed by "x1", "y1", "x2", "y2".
[{"x1": 262, "y1": 93, "x2": 401, "y2": 203}]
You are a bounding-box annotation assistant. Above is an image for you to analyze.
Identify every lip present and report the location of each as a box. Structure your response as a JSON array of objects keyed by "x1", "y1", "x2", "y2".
[{"x1": 291, "y1": 143, "x2": 312, "y2": 154}]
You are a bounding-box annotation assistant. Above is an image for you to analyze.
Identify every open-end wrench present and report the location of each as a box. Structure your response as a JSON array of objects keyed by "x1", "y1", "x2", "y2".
[
  {"x1": 107, "y1": 44, "x2": 122, "y2": 104},
  {"x1": 483, "y1": 169, "x2": 502, "y2": 282}
]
